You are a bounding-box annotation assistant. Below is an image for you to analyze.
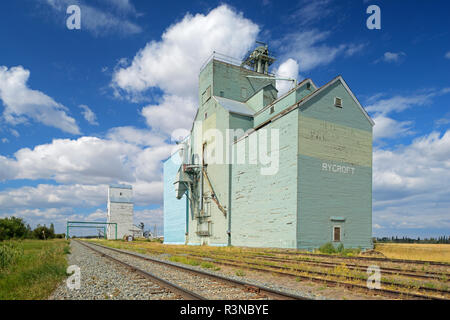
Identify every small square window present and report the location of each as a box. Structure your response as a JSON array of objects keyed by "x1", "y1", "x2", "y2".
[
  {"x1": 334, "y1": 97, "x2": 342, "y2": 108},
  {"x1": 270, "y1": 106, "x2": 275, "y2": 114},
  {"x1": 333, "y1": 226, "x2": 341, "y2": 242}
]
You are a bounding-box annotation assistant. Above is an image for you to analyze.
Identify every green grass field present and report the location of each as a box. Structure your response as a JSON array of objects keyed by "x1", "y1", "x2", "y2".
[{"x1": 0, "y1": 239, "x2": 70, "y2": 300}]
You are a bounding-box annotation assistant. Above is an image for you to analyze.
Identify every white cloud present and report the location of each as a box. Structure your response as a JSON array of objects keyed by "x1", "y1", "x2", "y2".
[
  {"x1": 366, "y1": 89, "x2": 450, "y2": 141},
  {"x1": 0, "y1": 66, "x2": 80, "y2": 134},
  {"x1": 112, "y1": 5, "x2": 258, "y2": 99},
  {"x1": 111, "y1": 5, "x2": 259, "y2": 136},
  {"x1": 43, "y1": 0, "x2": 141, "y2": 36},
  {"x1": 290, "y1": 0, "x2": 333, "y2": 27},
  {"x1": 373, "y1": 130, "x2": 450, "y2": 229},
  {"x1": 274, "y1": 58, "x2": 299, "y2": 96},
  {"x1": 0, "y1": 135, "x2": 173, "y2": 184},
  {"x1": 445, "y1": 51, "x2": 450, "y2": 59},
  {"x1": 275, "y1": 30, "x2": 359, "y2": 72},
  {"x1": 133, "y1": 208, "x2": 164, "y2": 234},
  {"x1": 376, "y1": 51, "x2": 406, "y2": 64},
  {"x1": 372, "y1": 115, "x2": 413, "y2": 140},
  {"x1": 141, "y1": 95, "x2": 197, "y2": 135},
  {"x1": 79, "y1": 104, "x2": 99, "y2": 125},
  {"x1": 0, "y1": 184, "x2": 106, "y2": 211},
  {"x1": 106, "y1": 126, "x2": 165, "y2": 147}
]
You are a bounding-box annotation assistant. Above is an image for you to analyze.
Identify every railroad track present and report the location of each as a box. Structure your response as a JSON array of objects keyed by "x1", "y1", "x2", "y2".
[
  {"x1": 187, "y1": 253, "x2": 449, "y2": 281},
  {"x1": 76, "y1": 240, "x2": 311, "y2": 300},
  {"x1": 178, "y1": 253, "x2": 449, "y2": 300},
  {"x1": 180, "y1": 254, "x2": 450, "y2": 300},
  {"x1": 261, "y1": 250, "x2": 450, "y2": 267}
]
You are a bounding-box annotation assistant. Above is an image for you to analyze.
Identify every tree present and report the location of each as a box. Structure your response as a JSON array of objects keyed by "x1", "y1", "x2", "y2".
[
  {"x1": 32, "y1": 224, "x2": 55, "y2": 240},
  {"x1": 0, "y1": 217, "x2": 30, "y2": 240}
]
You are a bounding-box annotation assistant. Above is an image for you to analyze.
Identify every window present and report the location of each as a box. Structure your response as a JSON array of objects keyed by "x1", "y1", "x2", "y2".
[
  {"x1": 270, "y1": 106, "x2": 275, "y2": 114},
  {"x1": 220, "y1": 91, "x2": 224, "y2": 97},
  {"x1": 333, "y1": 226, "x2": 341, "y2": 242},
  {"x1": 204, "y1": 112, "x2": 208, "y2": 120},
  {"x1": 306, "y1": 82, "x2": 311, "y2": 90},
  {"x1": 119, "y1": 192, "x2": 122, "y2": 196},
  {"x1": 334, "y1": 97, "x2": 342, "y2": 108}
]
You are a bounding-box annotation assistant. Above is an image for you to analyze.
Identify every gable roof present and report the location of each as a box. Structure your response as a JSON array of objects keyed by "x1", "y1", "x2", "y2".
[
  {"x1": 251, "y1": 76, "x2": 374, "y2": 134},
  {"x1": 298, "y1": 76, "x2": 374, "y2": 126},
  {"x1": 213, "y1": 96, "x2": 254, "y2": 117}
]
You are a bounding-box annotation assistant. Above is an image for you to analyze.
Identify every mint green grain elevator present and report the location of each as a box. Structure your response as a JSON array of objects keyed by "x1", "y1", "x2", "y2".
[{"x1": 165, "y1": 44, "x2": 374, "y2": 250}]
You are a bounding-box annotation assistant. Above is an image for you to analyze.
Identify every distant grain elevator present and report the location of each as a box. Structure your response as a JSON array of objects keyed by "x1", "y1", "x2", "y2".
[{"x1": 107, "y1": 184, "x2": 134, "y2": 239}]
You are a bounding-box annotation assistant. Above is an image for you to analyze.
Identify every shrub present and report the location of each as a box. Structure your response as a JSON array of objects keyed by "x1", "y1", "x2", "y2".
[{"x1": 319, "y1": 242, "x2": 336, "y2": 254}]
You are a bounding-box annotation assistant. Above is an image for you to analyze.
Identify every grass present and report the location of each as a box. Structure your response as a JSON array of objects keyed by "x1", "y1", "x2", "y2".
[
  {"x1": 375, "y1": 243, "x2": 450, "y2": 263},
  {"x1": 0, "y1": 239, "x2": 70, "y2": 300}
]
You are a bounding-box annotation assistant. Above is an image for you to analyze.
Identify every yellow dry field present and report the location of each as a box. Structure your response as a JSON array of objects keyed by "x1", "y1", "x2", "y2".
[{"x1": 374, "y1": 243, "x2": 450, "y2": 263}]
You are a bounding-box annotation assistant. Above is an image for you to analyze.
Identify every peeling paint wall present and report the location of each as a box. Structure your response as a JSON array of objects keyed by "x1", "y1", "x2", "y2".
[{"x1": 231, "y1": 110, "x2": 299, "y2": 248}]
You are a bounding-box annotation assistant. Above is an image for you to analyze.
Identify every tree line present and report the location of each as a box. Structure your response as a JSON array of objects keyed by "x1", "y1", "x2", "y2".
[
  {"x1": 0, "y1": 216, "x2": 65, "y2": 241},
  {"x1": 374, "y1": 236, "x2": 450, "y2": 244}
]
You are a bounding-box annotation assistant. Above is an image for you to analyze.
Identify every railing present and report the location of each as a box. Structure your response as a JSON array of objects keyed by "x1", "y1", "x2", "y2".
[{"x1": 200, "y1": 51, "x2": 244, "y2": 71}]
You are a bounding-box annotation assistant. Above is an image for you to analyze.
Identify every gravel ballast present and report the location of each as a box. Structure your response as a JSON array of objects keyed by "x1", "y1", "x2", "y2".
[{"x1": 49, "y1": 241, "x2": 178, "y2": 300}]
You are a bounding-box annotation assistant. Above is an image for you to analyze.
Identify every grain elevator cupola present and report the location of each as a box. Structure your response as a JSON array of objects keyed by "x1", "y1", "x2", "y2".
[{"x1": 241, "y1": 42, "x2": 276, "y2": 74}]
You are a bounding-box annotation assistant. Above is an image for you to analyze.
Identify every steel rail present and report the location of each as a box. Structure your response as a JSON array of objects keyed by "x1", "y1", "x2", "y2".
[
  {"x1": 263, "y1": 250, "x2": 450, "y2": 267},
  {"x1": 81, "y1": 241, "x2": 311, "y2": 300},
  {"x1": 186, "y1": 252, "x2": 449, "y2": 281},
  {"x1": 180, "y1": 254, "x2": 449, "y2": 300},
  {"x1": 76, "y1": 240, "x2": 206, "y2": 300},
  {"x1": 183, "y1": 254, "x2": 450, "y2": 297}
]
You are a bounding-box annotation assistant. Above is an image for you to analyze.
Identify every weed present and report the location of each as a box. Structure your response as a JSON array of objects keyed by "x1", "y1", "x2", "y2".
[{"x1": 235, "y1": 270, "x2": 246, "y2": 277}]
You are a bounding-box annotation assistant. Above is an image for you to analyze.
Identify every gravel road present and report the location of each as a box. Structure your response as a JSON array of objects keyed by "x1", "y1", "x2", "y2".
[{"x1": 49, "y1": 241, "x2": 179, "y2": 300}]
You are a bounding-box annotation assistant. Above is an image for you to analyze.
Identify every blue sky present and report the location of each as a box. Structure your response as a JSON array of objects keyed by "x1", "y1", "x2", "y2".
[{"x1": 0, "y1": 0, "x2": 449, "y2": 237}]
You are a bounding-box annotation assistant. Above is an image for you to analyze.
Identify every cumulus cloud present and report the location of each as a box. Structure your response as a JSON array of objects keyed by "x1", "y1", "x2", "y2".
[
  {"x1": 372, "y1": 115, "x2": 413, "y2": 141},
  {"x1": 112, "y1": 5, "x2": 258, "y2": 99},
  {"x1": 373, "y1": 130, "x2": 450, "y2": 230},
  {"x1": 42, "y1": 0, "x2": 142, "y2": 36},
  {"x1": 79, "y1": 105, "x2": 99, "y2": 125},
  {"x1": 0, "y1": 184, "x2": 106, "y2": 211},
  {"x1": 0, "y1": 66, "x2": 80, "y2": 134},
  {"x1": 111, "y1": 5, "x2": 259, "y2": 136},
  {"x1": 134, "y1": 208, "x2": 164, "y2": 234},
  {"x1": 0, "y1": 134, "x2": 174, "y2": 185},
  {"x1": 141, "y1": 95, "x2": 197, "y2": 135},
  {"x1": 274, "y1": 58, "x2": 299, "y2": 96},
  {"x1": 106, "y1": 126, "x2": 166, "y2": 147}
]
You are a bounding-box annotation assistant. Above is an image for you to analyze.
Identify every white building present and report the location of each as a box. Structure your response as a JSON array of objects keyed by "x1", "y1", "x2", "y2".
[{"x1": 107, "y1": 184, "x2": 134, "y2": 239}]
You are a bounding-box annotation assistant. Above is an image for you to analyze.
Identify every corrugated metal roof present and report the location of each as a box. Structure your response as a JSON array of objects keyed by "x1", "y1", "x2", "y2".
[{"x1": 213, "y1": 96, "x2": 254, "y2": 117}]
